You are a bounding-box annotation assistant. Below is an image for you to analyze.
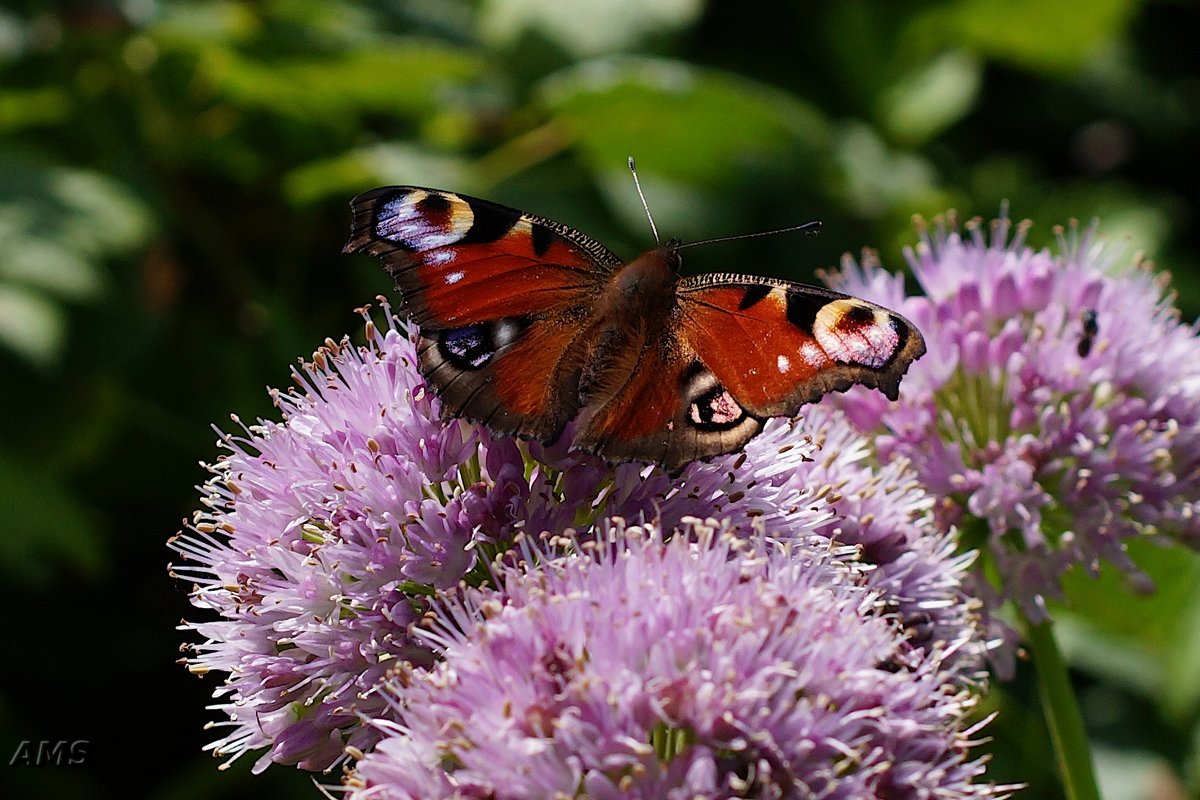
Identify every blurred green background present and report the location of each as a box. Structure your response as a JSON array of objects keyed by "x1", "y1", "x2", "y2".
[{"x1": 3, "y1": 1, "x2": 1200, "y2": 798}]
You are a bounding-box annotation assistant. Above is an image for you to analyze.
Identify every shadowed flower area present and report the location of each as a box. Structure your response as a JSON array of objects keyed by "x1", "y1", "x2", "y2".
[
  {"x1": 830, "y1": 211, "x2": 1200, "y2": 636},
  {"x1": 348, "y1": 521, "x2": 997, "y2": 800},
  {"x1": 169, "y1": 300, "x2": 980, "y2": 773}
]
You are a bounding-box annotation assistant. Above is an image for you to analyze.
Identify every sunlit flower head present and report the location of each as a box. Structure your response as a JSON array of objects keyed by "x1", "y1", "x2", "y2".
[
  {"x1": 785, "y1": 405, "x2": 980, "y2": 668},
  {"x1": 348, "y1": 519, "x2": 997, "y2": 800},
  {"x1": 830, "y1": 210, "x2": 1200, "y2": 623}
]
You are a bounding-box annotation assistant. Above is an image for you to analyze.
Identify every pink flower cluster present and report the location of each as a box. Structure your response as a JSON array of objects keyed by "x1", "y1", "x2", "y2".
[
  {"x1": 170, "y1": 300, "x2": 985, "y2": 793},
  {"x1": 830, "y1": 212, "x2": 1200, "y2": 624},
  {"x1": 349, "y1": 521, "x2": 992, "y2": 800}
]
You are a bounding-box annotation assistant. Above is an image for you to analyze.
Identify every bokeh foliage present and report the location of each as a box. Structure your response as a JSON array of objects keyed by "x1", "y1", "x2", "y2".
[{"x1": 2, "y1": 1, "x2": 1198, "y2": 798}]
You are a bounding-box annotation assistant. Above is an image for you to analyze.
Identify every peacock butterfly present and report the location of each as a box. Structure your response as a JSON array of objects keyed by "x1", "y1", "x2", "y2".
[{"x1": 343, "y1": 183, "x2": 926, "y2": 469}]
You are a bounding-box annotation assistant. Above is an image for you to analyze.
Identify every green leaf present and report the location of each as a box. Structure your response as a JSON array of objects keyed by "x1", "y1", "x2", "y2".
[
  {"x1": 912, "y1": 0, "x2": 1138, "y2": 74},
  {"x1": 0, "y1": 152, "x2": 153, "y2": 362},
  {"x1": 148, "y1": 0, "x2": 261, "y2": 47},
  {"x1": 1059, "y1": 538, "x2": 1200, "y2": 717},
  {"x1": 542, "y1": 57, "x2": 829, "y2": 181},
  {"x1": 0, "y1": 152, "x2": 152, "y2": 290},
  {"x1": 538, "y1": 56, "x2": 830, "y2": 236},
  {"x1": 878, "y1": 49, "x2": 982, "y2": 145},
  {"x1": 479, "y1": 0, "x2": 703, "y2": 57},
  {"x1": 285, "y1": 144, "x2": 472, "y2": 205},
  {"x1": 17, "y1": 162, "x2": 147, "y2": 254},
  {"x1": 832, "y1": 121, "x2": 943, "y2": 217},
  {"x1": 0, "y1": 9, "x2": 29, "y2": 63},
  {"x1": 0, "y1": 87, "x2": 69, "y2": 133},
  {"x1": 0, "y1": 285, "x2": 64, "y2": 366},
  {"x1": 1093, "y1": 745, "x2": 1185, "y2": 800},
  {"x1": 187, "y1": 40, "x2": 489, "y2": 120}
]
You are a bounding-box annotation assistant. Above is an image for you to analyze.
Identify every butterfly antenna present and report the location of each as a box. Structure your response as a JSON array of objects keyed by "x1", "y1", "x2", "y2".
[
  {"x1": 677, "y1": 220, "x2": 823, "y2": 250},
  {"x1": 628, "y1": 156, "x2": 661, "y2": 244}
]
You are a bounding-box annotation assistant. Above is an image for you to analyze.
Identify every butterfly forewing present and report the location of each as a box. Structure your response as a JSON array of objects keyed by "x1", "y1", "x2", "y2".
[
  {"x1": 677, "y1": 275, "x2": 926, "y2": 418},
  {"x1": 344, "y1": 186, "x2": 621, "y2": 442},
  {"x1": 344, "y1": 186, "x2": 620, "y2": 328}
]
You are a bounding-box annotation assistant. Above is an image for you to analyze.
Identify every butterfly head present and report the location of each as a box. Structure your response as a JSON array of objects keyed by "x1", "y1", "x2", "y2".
[
  {"x1": 608, "y1": 243, "x2": 685, "y2": 319},
  {"x1": 661, "y1": 238, "x2": 684, "y2": 271}
]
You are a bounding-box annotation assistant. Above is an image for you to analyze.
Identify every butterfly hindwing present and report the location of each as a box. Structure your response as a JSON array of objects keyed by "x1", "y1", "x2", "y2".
[
  {"x1": 344, "y1": 187, "x2": 620, "y2": 442},
  {"x1": 415, "y1": 313, "x2": 594, "y2": 441},
  {"x1": 573, "y1": 328, "x2": 765, "y2": 467},
  {"x1": 677, "y1": 274, "x2": 925, "y2": 418}
]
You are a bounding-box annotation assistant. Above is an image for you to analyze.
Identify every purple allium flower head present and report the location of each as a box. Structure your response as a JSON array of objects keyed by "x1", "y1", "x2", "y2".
[
  {"x1": 829, "y1": 210, "x2": 1200, "y2": 625},
  {"x1": 348, "y1": 519, "x2": 997, "y2": 800},
  {"x1": 781, "y1": 405, "x2": 980, "y2": 668},
  {"x1": 171, "y1": 299, "x2": 979, "y2": 772}
]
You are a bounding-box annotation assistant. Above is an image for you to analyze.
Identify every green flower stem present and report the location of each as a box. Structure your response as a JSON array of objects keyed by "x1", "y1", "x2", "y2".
[{"x1": 1024, "y1": 617, "x2": 1102, "y2": 800}]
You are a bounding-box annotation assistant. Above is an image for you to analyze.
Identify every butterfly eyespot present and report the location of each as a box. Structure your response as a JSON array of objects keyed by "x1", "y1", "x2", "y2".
[
  {"x1": 437, "y1": 319, "x2": 524, "y2": 372},
  {"x1": 814, "y1": 300, "x2": 901, "y2": 369},
  {"x1": 680, "y1": 364, "x2": 747, "y2": 432},
  {"x1": 688, "y1": 385, "x2": 747, "y2": 431},
  {"x1": 375, "y1": 190, "x2": 474, "y2": 250},
  {"x1": 439, "y1": 324, "x2": 496, "y2": 369}
]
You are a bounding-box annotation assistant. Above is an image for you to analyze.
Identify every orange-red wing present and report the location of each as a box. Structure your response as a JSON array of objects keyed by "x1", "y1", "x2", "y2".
[
  {"x1": 417, "y1": 312, "x2": 592, "y2": 443},
  {"x1": 345, "y1": 186, "x2": 624, "y2": 443},
  {"x1": 572, "y1": 330, "x2": 764, "y2": 469},
  {"x1": 677, "y1": 276, "x2": 926, "y2": 417},
  {"x1": 344, "y1": 186, "x2": 621, "y2": 328}
]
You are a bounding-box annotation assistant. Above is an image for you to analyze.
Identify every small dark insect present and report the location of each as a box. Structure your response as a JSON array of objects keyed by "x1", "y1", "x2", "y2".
[{"x1": 1078, "y1": 308, "x2": 1099, "y2": 358}]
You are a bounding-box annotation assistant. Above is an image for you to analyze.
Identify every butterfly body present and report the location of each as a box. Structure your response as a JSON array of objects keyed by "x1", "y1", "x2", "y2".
[{"x1": 344, "y1": 186, "x2": 925, "y2": 469}]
